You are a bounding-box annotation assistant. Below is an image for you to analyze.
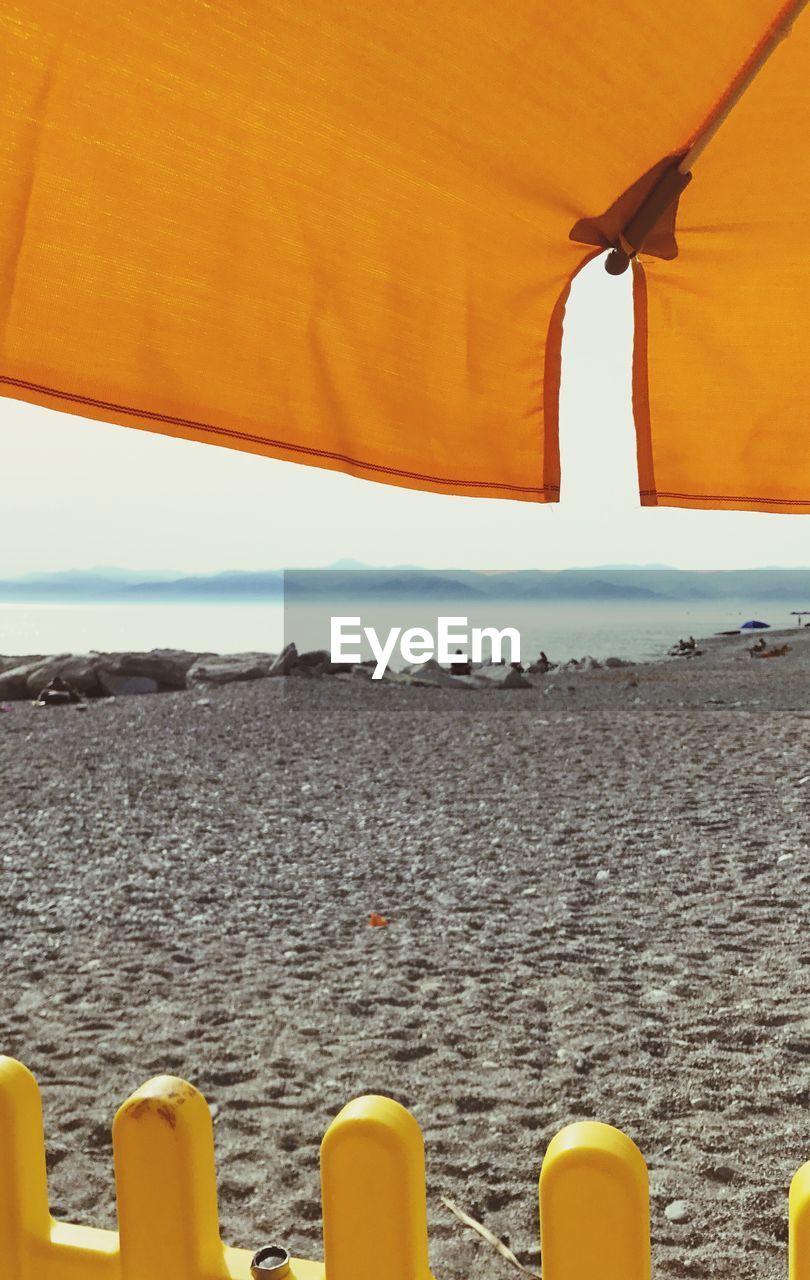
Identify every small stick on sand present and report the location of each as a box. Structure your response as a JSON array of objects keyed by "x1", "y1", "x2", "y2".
[{"x1": 440, "y1": 1196, "x2": 540, "y2": 1280}]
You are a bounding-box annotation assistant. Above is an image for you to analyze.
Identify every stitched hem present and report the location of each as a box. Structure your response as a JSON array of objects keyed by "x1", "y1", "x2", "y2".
[
  {"x1": 0, "y1": 373, "x2": 557, "y2": 500},
  {"x1": 631, "y1": 261, "x2": 656, "y2": 500},
  {"x1": 641, "y1": 489, "x2": 810, "y2": 509}
]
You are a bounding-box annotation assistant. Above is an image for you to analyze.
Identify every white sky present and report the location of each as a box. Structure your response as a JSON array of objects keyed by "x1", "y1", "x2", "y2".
[{"x1": 2, "y1": 254, "x2": 809, "y2": 576}]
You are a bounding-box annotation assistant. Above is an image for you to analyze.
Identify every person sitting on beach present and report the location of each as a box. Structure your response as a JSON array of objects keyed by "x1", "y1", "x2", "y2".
[
  {"x1": 450, "y1": 648, "x2": 472, "y2": 676},
  {"x1": 670, "y1": 636, "x2": 698, "y2": 656},
  {"x1": 37, "y1": 674, "x2": 81, "y2": 706}
]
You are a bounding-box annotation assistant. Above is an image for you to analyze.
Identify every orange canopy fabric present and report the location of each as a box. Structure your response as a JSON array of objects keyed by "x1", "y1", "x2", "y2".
[{"x1": 0, "y1": 2, "x2": 807, "y2": 509}]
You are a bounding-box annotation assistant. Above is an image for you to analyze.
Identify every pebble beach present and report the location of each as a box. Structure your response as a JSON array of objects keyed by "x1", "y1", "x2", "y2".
[{"x1": 2, "y1": 627, "x2": 810, "y2": 1280}]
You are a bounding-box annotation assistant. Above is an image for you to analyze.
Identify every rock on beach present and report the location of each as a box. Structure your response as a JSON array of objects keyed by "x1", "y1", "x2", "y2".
[{"x1": 1, "y1": 627, "x2": 808, "y2": 707}]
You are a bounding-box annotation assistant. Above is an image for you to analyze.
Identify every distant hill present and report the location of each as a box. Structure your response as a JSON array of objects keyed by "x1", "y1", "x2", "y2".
[
  {"x1": 283, "y1": 568, "x2": 810, "y2": 603},
  {"x1": 11, "y1": 566, "x2": 184, "y2": 585},
  {"x1": 1, "y1": 566, "x2": 810, "y2": 604},
  {"x1": 126, "y1": 571, "x2": 284, "y2": 599},
  {"x1": 0, "y1": 569, "x2": 283, "y2": 601},
  {"x1": 284, "y1": 571, "x2": 488, "y2": 600}
]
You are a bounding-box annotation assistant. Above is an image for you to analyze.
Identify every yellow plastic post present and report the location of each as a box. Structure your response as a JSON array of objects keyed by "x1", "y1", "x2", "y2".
[
  {"x1": 790, "y1": 1162, "x2": 810, "y2": 1280},
  {"x1": 0, "y1": 1056, "x2": 51, "y2": 1280},
  {"x1": 540, "y1": 1121, "x2": 650, "y2": 1280},
  {"x1": 113, "y1": 1075, "x2": 228, "y2": 1280},
  {"x1": 27, "y1": 1054, "x2": 810, "y2": 1280},
  {"x1": 321, "y1": 1096, "x2": 432, "y2": 1280}
]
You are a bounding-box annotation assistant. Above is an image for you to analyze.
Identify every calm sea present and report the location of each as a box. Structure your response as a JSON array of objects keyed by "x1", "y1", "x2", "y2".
[{"x1": 0, "y1": 599, "x2": 799, "y2": 666}]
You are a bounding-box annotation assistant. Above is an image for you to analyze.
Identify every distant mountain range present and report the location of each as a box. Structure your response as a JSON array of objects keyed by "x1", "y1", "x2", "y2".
[
  {"x1": 286, "y1": 568, "x2": 810, "y2": 603},
  {"x1": 0, "y1": 568, "x2": 285, "y2": 601},
  {"x1": 2, "y1": 565, "x2": 810, "y2": 604}
]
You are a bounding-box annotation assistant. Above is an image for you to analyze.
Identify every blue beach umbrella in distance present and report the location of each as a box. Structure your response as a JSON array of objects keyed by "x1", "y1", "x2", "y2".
[{"x1": 740, "y1": 620, "x2": 770, "y2": 629}]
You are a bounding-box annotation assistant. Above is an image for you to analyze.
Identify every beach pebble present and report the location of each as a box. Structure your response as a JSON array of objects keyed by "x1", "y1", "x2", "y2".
[{"x1": 665, "y1": 1200, "x2": 691, "y2": 1223}]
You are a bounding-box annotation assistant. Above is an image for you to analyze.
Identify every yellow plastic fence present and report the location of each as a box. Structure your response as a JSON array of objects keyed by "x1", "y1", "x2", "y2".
[{"x1": 2, "y1": 1054, "x2": 809, "y2": 1280}]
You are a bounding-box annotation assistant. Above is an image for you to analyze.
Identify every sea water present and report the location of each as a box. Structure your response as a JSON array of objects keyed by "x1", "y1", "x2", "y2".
[{"x1": 0, "y1": 598, "x2": 798, "y2": 666}]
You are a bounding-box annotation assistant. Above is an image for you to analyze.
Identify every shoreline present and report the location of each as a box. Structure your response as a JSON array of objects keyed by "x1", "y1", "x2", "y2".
[{"x1": 2, "y1": 626, "x2": 809, "y2": 710}]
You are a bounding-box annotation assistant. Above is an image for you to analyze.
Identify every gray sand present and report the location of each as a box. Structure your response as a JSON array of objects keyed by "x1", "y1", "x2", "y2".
[{"x1": 2, "y1": 628, "x2": 810, "y2": 1280}]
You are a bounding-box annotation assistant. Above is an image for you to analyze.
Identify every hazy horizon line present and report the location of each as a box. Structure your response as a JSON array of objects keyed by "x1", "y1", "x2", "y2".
[{"x1": 4, "y1": 561, "x2": 810, "y2": 581}]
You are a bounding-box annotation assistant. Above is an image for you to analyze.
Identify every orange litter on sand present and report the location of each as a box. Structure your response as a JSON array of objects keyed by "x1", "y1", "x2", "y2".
[{"x1": 368, "y1": 913, "x2": 389, "y2": 928}]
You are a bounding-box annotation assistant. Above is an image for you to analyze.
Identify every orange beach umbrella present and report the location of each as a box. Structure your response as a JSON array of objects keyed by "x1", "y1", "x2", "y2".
[{"x1": 0, "y1": 2, "x2": 808, "y2": 510}]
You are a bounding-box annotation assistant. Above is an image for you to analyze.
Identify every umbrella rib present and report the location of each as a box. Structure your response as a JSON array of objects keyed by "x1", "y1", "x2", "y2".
[
  {"x1": 606, "y1": 0, "x2": 808, "y2": 273},
  {"x1": 679, "y1": 0, "x2": 809, "y2": 174}
]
